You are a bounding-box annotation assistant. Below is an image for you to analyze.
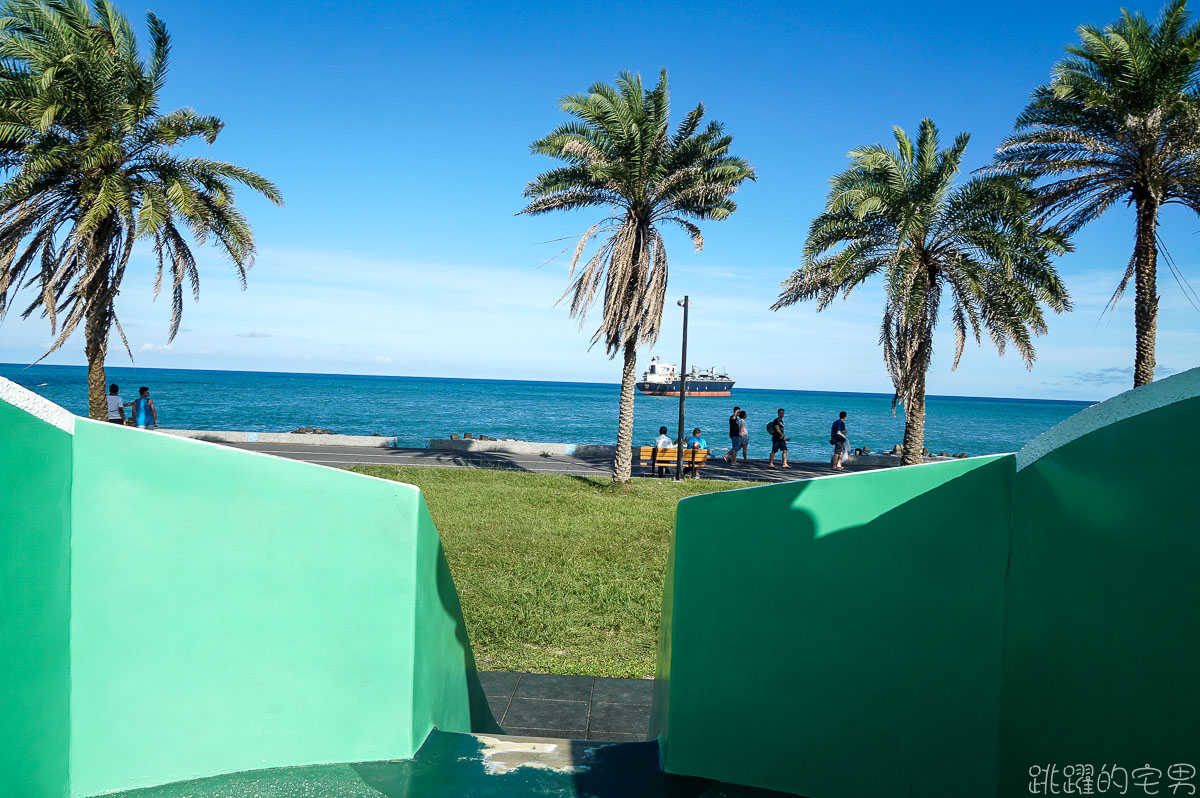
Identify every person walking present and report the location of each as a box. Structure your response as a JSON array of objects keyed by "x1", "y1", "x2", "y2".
[
  {"x1": 131, "y1": 386, "x2": 157, "y2": 430},
  {"x1": 106, "y1": 384, "x2": 125, "y2": 425},
  {"x1": 830, "y1": 411, "x2": 849, "y2": 471},
  {"x1": 723, "y1": 406, "x2": 741, "y2": 464},
  {"x1": 735, "y1": 410, "x2": 749, "y2": 463},
  {"x1": 767, "y1": 408, "x2": 790, "y2": 469},
  {"x1": 653, "y1": 425, "x2": 674, "y2": 477}
]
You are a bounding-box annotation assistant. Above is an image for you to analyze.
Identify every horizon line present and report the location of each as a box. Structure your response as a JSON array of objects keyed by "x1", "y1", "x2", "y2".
[{"x1": 1, "y1": 361, "x2": 1099, "y2": 406}]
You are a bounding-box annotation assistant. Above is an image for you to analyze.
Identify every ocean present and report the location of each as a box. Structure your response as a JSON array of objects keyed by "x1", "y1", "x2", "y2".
[{"x1": 1, "y1": 363, "x2": 1093, "y2": 462}]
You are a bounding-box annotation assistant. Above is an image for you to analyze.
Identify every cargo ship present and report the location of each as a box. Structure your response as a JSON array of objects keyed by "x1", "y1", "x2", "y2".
[{"x1": 636, "y1": 356, "x2": 734, "y2": 397}]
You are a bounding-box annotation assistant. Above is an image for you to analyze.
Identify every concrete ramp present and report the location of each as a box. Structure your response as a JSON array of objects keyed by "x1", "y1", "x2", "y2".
[{"x1": 95, "y1": 730, "x2": 788, "y2": 797}]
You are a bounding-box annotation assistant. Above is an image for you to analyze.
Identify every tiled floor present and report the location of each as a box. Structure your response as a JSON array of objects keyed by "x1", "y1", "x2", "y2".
[{"x1": 480, "y1": 671, "x2": 653, "y2": 742}]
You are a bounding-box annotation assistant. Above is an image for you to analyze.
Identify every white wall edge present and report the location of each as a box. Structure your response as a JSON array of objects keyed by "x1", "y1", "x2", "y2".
[
  {"x1": 0, "y1": 375, "x2": 76, "y2": 433},
  {"x1": 1016, "y1": 366, "x2": 1200, "y2": 471},
  {"x1": 160, "y1": 429, "x2": 402, "y2": 449},
  {"x1": 73, "y1": 417, "x2": 427, "y2": 496}
]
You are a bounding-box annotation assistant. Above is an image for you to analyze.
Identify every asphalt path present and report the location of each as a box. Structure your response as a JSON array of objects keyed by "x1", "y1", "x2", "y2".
[{"x1": 224, "y1": 441, "x2": 880, "y2": 483}]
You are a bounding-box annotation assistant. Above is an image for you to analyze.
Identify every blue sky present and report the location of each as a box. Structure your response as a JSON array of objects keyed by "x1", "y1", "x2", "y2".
[{"x1": 1, "y1": 0, "x2": 1197, "y2": 401}]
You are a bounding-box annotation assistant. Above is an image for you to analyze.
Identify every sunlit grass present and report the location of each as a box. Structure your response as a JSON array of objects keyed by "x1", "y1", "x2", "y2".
[{"x1": 349, "y1": 465, "x2": 765, "y2": 678}]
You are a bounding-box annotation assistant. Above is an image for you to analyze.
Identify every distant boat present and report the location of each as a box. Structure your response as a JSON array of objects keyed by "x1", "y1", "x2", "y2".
[
  {"x1": 37, "y1": 383, "x2": 48, "y2": 386},
  {"x1": 636, "y1": 356, "x2": 734, "y2": 398}
]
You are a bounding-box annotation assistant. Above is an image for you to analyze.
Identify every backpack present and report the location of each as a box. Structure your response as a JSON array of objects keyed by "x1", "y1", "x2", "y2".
[{"x1": 766, "y1": 419, "x2": 780, "y2": 436}]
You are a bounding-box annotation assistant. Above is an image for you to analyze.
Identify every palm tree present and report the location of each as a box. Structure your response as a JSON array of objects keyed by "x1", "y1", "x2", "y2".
[
  {"x1": 520, "y1": 69, "x2": 754, "y2": 482},
  {"x1": 990, "y1": 0, "x2": 1200, "y2": 388},
  {"x1": 773, "y1": 119, "x2": 1071, "y2": 466},
  {"x1": 0, "y1": 0, "x2": 282, "y2": 419}
]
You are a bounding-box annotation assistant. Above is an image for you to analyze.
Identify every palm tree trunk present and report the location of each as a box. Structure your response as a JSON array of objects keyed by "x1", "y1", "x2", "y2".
[
  {"x1": 900, "y1": 369, "x2": 926, "y2": 466},
  {"x1": 1132, "y1": 196, "x2": 1160, "y2": 388},
  {"x1": 84, "y1": 295, "x2": 111, "y2": 420},
  {"x1": 612, "y1": 339, "x2": 638, "y2": 483}
]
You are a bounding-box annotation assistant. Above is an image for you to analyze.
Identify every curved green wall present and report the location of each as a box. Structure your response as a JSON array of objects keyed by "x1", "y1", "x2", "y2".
[
  {"x1": 653, "y1": 367, "x2": 1200, "y2": 797},
  {"x1": 653, "y1": 455, "x2": 1014, "y2": 797},
  {"x1": 1001, "y1": 381, "x2": 1200, "y2": 795},
  {"x1": 0, "y1": 378, "x2": 495, "y2": 798}
]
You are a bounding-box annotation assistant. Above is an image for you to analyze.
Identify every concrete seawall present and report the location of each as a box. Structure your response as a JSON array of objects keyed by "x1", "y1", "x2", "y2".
[
  {"x1": 426, "y1": 438, "x2": 617, "y2": 458},
  {"x1": 157, "y1": 429, "x2": 618, "y2": 458},
  {"x1": 158, "y1": 430, "x2": 956, "y2": 464},
  {"x1": 160, "y1": 429, "x2": 404, "y2": 448},
  {"x1": 847, "y1": 452, "x2": 961, "y2": 466}
]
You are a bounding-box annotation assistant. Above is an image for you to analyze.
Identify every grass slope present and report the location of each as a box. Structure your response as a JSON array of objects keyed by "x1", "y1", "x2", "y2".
[{"x1": 350, "y1": 466, "x2": 764, "y2": 678}]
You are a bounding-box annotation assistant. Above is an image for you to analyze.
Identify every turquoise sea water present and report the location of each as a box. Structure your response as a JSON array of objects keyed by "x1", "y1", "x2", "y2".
[{"x1": 1, "y1": 363, "x2": 1093, "y2": 462}]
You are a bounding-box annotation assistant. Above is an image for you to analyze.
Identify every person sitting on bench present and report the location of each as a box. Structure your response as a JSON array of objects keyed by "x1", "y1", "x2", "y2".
[
  {"x1": 653, "y1": 425, "x2": 674, "y2": 477},
  {"x1": 684, "y1": 428, "x2": 706, "y2": 477}
]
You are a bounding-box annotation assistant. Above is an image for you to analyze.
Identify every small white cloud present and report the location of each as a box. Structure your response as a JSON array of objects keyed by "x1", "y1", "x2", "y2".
[
  {"x1": 374, "y1": 356, "x2": 393, "y2": 364},
  {"x1": 235, "y1": 331, "x2": 271, "y2": 338},
  {"x1": 139, "y1": 343, "x2": 173, "y2": 353},
  {"x1": 1047, "y1": 364, "x2": 1177, "y2": 387}
]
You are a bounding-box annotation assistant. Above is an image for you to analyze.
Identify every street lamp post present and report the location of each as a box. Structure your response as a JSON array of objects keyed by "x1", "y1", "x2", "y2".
[{"x1": 675, "y1": 296, "x2": 689, "y2": 481}]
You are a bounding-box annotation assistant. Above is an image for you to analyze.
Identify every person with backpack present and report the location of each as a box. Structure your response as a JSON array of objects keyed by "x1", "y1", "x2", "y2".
[{"x1": 767, "y1": 408, "x2": 790, "y2": 469}]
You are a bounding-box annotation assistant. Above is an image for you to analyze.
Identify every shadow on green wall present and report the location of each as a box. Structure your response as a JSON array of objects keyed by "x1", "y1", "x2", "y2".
[
  {"x1": 434, "y1": 536, "x2": 502, "y2": 735},
  {"x1": 1000, "y1": 395, "x2": 1200, "y2": 795},
  {"x1": 656, "y1": 456, "x2": 1012, "y2": 797}
]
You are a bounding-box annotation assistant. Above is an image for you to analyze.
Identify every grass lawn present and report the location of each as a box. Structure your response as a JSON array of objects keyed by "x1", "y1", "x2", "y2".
[{"x1": 349, "y1": 465, "x2": 765, "y2": 678}]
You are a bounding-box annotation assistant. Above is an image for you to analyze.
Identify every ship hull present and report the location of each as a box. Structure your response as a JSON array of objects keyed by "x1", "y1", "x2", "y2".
[{"x1": 636, "y1": 380, "x2": 734, "y2": 398}]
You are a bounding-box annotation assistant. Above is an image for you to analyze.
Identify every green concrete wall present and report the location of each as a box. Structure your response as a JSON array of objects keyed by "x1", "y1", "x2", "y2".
[
  {"x1": 1000, "y1": 388, "x2": 1200, "y2": 795},
  {"x1": 66, "y1": 419, "x2": 491, "y2": 796},
  {"x1": 0, "y1": 380, "x2": 493, "y2": 797},
  {"x1": 655, "y1": 367, "x2": 1200, "y2": 797},
  {"x1": 0, "y1": 398, "x2": 73, "y2": 798},
  {"x1": 653, "y1": 455, "x2": 1015, "y2": 797}
]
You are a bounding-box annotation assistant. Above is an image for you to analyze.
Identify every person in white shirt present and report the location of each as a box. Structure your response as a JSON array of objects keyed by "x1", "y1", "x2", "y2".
[
  {"x1": 106, "y1": 384, "x2": 125, "y2": 425},
  {"x1": 653, "y1": 425, "x2": 674, "y2": 477}
]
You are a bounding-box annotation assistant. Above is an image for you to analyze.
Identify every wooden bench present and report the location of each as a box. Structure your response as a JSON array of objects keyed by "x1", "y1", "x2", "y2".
[{"x1": 635, "y1": 446, "x2": 709, "y2": 477}]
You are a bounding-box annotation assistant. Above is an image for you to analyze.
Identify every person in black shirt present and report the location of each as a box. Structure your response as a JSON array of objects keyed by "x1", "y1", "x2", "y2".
[
  {"x1": 831, "y1": 411, "x2": 849, "y2": 470},
  {"x1": 735, "y1": 410, "x2": 748, "y2": 463},
  {"x1": 767, "y1": 408, "x2": 790, "y2": 469},
  {"x1": 723, "y1": 406, "x2": 741, "y2": 464}
]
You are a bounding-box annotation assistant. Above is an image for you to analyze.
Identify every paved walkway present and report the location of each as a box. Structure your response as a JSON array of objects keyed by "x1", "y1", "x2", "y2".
[
  {"x1": 225, "y1": 441, "x2": 880, "y2": 482},
  {"x1": 480, "y1": 671, "x2": 653, "y2": 742}
]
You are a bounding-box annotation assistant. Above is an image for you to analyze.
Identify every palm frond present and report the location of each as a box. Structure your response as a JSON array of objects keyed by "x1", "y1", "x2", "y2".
[
  {"x1": 522, "y1": 70, "x2": 753, "y2": 356},
  {"x1": 0, "y1": 0, "x2": 281, "y2": 367}
]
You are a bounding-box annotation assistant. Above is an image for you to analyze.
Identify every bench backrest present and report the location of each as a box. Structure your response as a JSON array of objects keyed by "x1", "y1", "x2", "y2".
[{"x1": 636, "y1": 446, "x2": 708, "y2": 464}]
